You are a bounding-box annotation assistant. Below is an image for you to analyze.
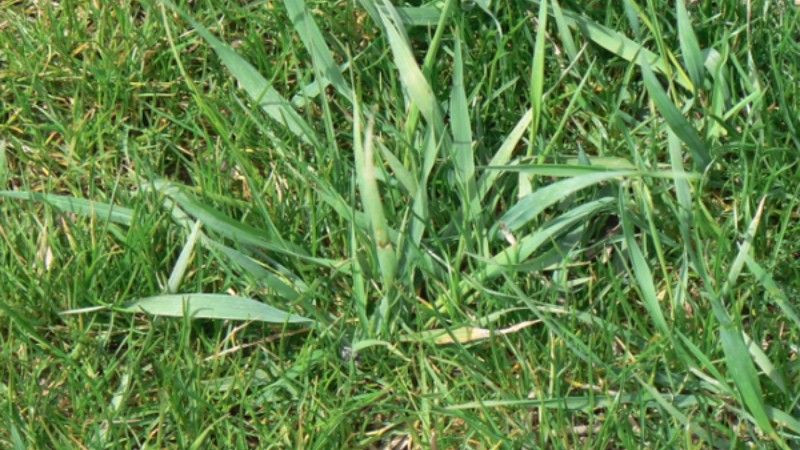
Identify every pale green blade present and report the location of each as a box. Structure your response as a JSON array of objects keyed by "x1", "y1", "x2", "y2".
[
  {"x1": 375, "y1": 0, "x2": 444, "y2": 134},
  {"x1": 123, "y1": 293, "x2": 312, "y2": 323},
  {"x1": 497, "y1": 171, "x2": 634, "y2": 233},
  {"x1": 676, "y1": 0, "x2": 705, "y2": 89},
  {"x1": 167, "y1": 220, "x2": 202, "y2": 294},
  {"x1": 477, "y1": 108, "x2": 532, "y2": 200},
  {"x1": 353, "y1": 100, "x2": 396, "y2": 289},
  {"x1": 283, "y1": 0, "x2": 352, "y2": 101},
  {"x1": 0, "y1": 191, "x2": 134, "y2": 225},
  {"x1": 450, "y1": 34, "x2": 478, "y2": 218}
]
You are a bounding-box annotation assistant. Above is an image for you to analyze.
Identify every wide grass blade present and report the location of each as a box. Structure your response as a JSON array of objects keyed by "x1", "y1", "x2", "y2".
[
  {"x1": 551, "y1": 0, "x2": 577, "y2": 62},
  {"x1": 676, "y1": 0, "x2": 705, "y2": 90},
  {"x1": 283, "y1": 0, "x2": 352, "y2": 101},
  {"x1": 353, "y1": 102, "x2": 396, "y2": 290},
  {"x1": 704, "y1": 197, "x2": 783, "y2": 444},
  {"x1": 641, "y1": 62, "x2": 710, "y2": 169},
  {"x1": 123, "y1": 293, "x2": 312, "y2": 323},
  {"x1": 162, "y1": 0, "x2": 319, "y2": 146},
  {"x1": 0, "y1": 191, "x2": 134, "y2": 225},
  {"x1": 483, "y1": 197, "x2": 614, "y2": 279},
  {"x1": 497, "y1": 170, "x2": 634, "y2": 233},
  {"x1": 375, "y1": 0, "x2": 444, "y2": 135},
  {"x1": 450, "y1": 34, "x2": 478, "y2": 218}
]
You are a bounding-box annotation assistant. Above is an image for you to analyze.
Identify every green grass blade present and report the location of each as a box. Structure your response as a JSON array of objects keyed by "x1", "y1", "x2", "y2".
[
  {"x1": 744, "y1": 255, "x2": 800, "y2": 331},
  {"x1": 641, "y1": 62, "x2": 710, "y2": 169},
  {"x1": 543, "y1": 2, "x2": 689, "y2": 89},
  {"x1": 0, "y1": 141, "x2": 7, "y2": 187},
  {"x1": 376, "y1": 1, "x2": 444, "y2": 135},
  {"x1": 497, "y1": 170, "x2": 634, "y2": 233},
  {"x1": 162, "y1": 187, "x2": 348, "y2": 271},
  {"x1": 703, "y1": 197, "x2": 782, "y2": 444},
  {"x1": 450, "y1": 34, "x2": 478, "y2": 218},
  {"x1": 122, "y1": 293, "x2": 312, "y2": 323},
  {"x1": 484, "y1": 197, "x2": 614, "y2": 279},
  {"x1": 204, "y1": 239, "x2": 303, "y2": 301},
  {"x1": 551, "y1": 0, "x2": 577, "y2": 62},
  {"x1": 395, "y1": 6, "x2": 441, "y2": 27},
  {"x1": 530, "y1": 0, "x2": 548, "y2": 140},
  {"x1": 0, "y1": 191, "x2": 134, "y2": 225},
  {"x1": 477, "y1": 109, "x2": 532, "y2": 201},
  {"x1": 619, "y1": 189, "x2": 670, "y2": 336},
  {"x1": 283, "y1": 0, "x2": 352, "y2": 101},
  {"x1": 162, "y1": 0, "x2": 319, "y2": 146},
  {"x1": 676, "y1": 0, "x2": 705, "y2": 89}
]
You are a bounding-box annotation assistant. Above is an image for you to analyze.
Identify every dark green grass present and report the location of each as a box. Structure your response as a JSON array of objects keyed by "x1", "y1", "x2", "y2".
[{"x1": 1, "y1": 0, "x2": 800, "y2": 447}]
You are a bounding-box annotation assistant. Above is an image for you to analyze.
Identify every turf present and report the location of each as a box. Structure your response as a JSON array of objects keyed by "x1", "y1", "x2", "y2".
[{"x1": 1, "y1": 0, "x2": 799, "y2": 447}]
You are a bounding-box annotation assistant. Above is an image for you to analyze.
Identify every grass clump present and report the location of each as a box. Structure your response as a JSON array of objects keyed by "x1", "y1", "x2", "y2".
[{"x1": 1, "y1": 0, "x2": 799, "y2": 447}]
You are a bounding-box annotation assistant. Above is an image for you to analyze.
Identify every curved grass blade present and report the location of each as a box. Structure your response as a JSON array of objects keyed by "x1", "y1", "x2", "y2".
[
  {"x1": 641, "y1": 63, "x2": 710, "y2": 169},
  {"x1": 375, "y1": 1, "x2": 444, "y2": 135},
  {"x1": 163, "y1": 187, "x2": 349, "y2": 271},
  {"x1": 477, "y1": 108, "x2": 532, "y2": 201},
  {"x1": 162, "y1": 0, "x2": 319, "y2": 146},
  {"x1": 0, "y1": 191, "x2": 134, "y2": 226},
  {"x1": 485, "y1": 197, "x2": 614, "y2": 279},
  {"x1": 123, "y1": 293, "x2": 312, "y2": 323},
  {"x1": 283, "y1": 0, "x2": 352, "y2": 101},
  {"x1": 497, "y1": 170, "x2": 634, "y2": 234}
]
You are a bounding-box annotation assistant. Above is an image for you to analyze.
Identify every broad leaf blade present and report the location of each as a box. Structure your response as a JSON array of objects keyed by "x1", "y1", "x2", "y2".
[
  {"x1": 123, "y1": 293, "x2": 313, "y2": 323},
  {"x1": 676, "y1": 0, "x2": 705, "y2": 89},
  {"x1": 0, "y1": 191, "x2": 134, "y2": 225},
  {"x1": 498, "y1": 171, "x2": 633, "y2": 233}
]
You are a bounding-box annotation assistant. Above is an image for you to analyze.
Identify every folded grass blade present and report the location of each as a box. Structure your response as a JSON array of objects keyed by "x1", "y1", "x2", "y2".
[
  {"x1": 353, "y1": 102, "x2": 396, "y2": 289},
  {"x1": 167, "y1": 220, "x2": 202, "y2": 293}
]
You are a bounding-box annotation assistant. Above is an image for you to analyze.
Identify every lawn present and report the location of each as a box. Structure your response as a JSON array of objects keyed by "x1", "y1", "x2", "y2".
[{"x1": 1, "y1": 0, "x2": 799, "y2": 447}]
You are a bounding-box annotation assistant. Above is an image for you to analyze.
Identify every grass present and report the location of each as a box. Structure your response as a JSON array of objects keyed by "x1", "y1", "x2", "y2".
[{"x1": 1, "y1": 0, "x2": 799, "y2": 447}]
